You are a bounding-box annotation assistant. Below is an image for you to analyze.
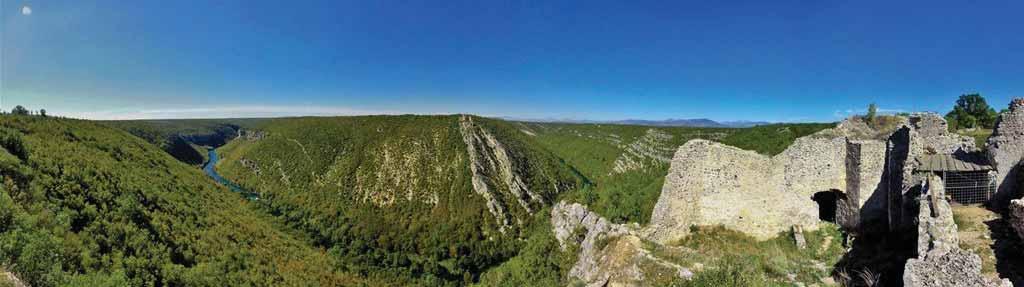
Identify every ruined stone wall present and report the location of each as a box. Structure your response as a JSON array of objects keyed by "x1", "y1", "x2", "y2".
[
  {"x1": 646, "y1": 135, "x2": 848, "y2": 242},
  {"x1": 1009, "y1": 199, "x2": 1024, "y2": 241},
  {"x1": 910, "y1": 112, "x2": 976, "y2": 155},
  {"x1": 988, "y1": 98, "x2": 1024, "y2": 210},
  {"x1": 902, "y1": 175, "x2": 1008, "y2": 287},
  {"x1": 646, "y1": 114, "x2": 975, "y2": 243},
  {"x1": 846, "y1": 140, "x2": 887, "y2": 208}
]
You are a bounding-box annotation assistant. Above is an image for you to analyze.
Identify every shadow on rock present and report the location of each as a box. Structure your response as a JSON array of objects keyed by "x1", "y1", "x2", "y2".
[{"x1": 986, "y1": 217, "x2": 1024, "y2": 285}]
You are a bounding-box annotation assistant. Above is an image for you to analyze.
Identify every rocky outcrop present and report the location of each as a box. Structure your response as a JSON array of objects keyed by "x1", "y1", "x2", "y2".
[
  {"x1": 552, "y1": 202, "x2": 692, "y2": 287},
  {"x1": 1, "y1": 268, "x2": 27, "y2": 287},
  {"x1": 612, "y1": 129, "x2": 675, "y2": 174},
  {"x1": 989, "y1": 98, "x2": 1024, "y2": 210},
  {"x1": 461, "y1": 115, "x2": 546, "y2": 233},
  {"x1": 237, "y1": 129, "x2": 268, "y2": 141}
]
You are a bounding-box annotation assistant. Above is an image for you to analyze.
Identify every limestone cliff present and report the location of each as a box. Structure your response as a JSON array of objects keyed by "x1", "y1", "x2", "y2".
[
  {"x1": 552, "y1": 201, "x2": 692, "y2": 287},
  {"x1": 461, "y1": 115, "x2": 550, "y2": 232}
]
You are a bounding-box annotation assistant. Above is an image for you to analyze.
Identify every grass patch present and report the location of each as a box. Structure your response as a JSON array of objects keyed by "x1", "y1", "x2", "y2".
[
  {"x1": 951, "y1": 204, "x2": 999, "y2": 279},
  {"x1": 656, "y1": 225, "x2": 845, "y2": 286},
  {"x1": 956, "y1": 129, "x2": 993, "y2": 149}
]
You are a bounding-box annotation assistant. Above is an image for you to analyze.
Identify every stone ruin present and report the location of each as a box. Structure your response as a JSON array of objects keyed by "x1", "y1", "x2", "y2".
[
  {"x1": 642, "y1": 110, "x2": 1014, "y2": 285},
  {"x1": 994, "y1": 98, "x2": 1024, "y2": 265},
  {"x1": 645, "y1": 116, "x2": 902, "y2": 242},
  {"x1": 552, "y1": 100, "x2": 1024, "y2": 286},
  {"x1": 990, "y1": 98, "x2": 1024, "y2": 211}
]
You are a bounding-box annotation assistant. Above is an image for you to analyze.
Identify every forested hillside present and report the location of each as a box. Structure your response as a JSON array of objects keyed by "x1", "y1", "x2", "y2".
[
  {"x1": 0, "y1": 115, "x2": 365, "y2": 286},
  {"x1": 214, "y1": 115, "x2": 581, "y2": 285},
  {"x1": 103, "y1": 119, "x2": 264, "y2": 165}
]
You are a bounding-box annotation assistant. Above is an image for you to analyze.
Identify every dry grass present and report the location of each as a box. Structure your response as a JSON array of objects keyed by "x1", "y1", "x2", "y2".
[
  {"x1": 951, "y1": 204, "x2": 1000, "y2": 279},
  {"x1": 651, "y1": 224, "x2": 846, "y2": 286},
  {"x1": 956, "y1": 129, "x2": 993, "y2": 149}
]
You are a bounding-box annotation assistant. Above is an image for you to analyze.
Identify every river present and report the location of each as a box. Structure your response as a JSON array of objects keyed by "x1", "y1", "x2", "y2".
[{"x1": 203, "y1": 147, "x2": 260, "y2": 200}]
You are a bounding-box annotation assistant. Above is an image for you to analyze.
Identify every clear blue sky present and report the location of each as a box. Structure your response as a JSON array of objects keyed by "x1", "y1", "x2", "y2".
[{"x1": 1, "y1": 1, "x2": 1022, "y2": 121}]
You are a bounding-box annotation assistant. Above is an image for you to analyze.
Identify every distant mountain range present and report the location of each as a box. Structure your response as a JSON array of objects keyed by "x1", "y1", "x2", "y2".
[{"x1": 507, "y1": 117, "x2": 771, "y2": 128}]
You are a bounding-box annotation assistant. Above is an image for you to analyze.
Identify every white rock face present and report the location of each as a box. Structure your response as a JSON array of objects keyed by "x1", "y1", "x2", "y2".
[
  {"x1": 612, "y1": 129, "x2": 675, "y2": 174},
  {"x1": 646, "y1": 135, "x2": 850, "y2": 241},
  {"x1": 552, "y1": 201, "x2": 692, "y2": 287},
  {"x1": 460, "y1": 115, "x2": 545, "y2": 233}
]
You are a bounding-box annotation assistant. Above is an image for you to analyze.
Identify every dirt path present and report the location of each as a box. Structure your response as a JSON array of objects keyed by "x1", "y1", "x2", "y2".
[{"x1": 951, "y1": 204, "x2": 1024, "y2": 284}]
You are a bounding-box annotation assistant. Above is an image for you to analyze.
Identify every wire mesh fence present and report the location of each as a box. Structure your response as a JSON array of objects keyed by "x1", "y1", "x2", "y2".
[{"x1": 942, "y1": 171, "x2": 995, "y2": 204}]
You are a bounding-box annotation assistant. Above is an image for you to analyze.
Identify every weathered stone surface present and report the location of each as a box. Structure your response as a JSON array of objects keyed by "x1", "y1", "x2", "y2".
[
  {"x1": 903, "y1": 248, "x2": 998, "y2": 287},
  {"x1": 901, "y1": 175, "x2": 1006, "y2": 287},
  {"x1": 646, "y1": 114, "x2": 976, "y2": 243},
  {"x1": 916, "y1": 176, "x2": 959, "y2": 255},
  {"x1": 910, "y1": 112, "x2": 976, "y2": 155},
  {"x1": 989, "y1": 98, "x2": 1024, "y2": 210},
  {"x1": 793, "y1": 225, "x2": 807, "y2": 249},
  {"x1": 552, "y1": 201, "x2": 692, "y2": 287},
  {"x1": 846, "y1": 140, "x2": 887, "y2": 209},
  {"x1": 1010, "y1": 199, "x2": 1024, "y2": 240},
  {"x1": 646, "y1": 133, "x2": 852, "y2": 241}
]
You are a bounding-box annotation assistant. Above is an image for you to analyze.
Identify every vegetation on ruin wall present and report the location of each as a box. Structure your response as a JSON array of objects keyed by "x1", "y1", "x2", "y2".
[
  {"x1": 524, "y1": 122, "x2": 833, "y2": 225},
  {"x1": 215, "y1": 115, "x2": 580, "y2": 286},
  {"x1": 0, "y1": 115, "x2": 365, "y2": 286}
]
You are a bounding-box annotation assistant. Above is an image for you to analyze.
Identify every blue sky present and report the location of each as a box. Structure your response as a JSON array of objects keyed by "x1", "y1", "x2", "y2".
[{"x1": 1, "y1": 1, "x2": 1022, "y2": 122}]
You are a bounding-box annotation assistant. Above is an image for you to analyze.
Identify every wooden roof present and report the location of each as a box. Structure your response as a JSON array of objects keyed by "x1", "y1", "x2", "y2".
[{"x1": 916, "y1": 153, "x2": 993, "y2": 172}]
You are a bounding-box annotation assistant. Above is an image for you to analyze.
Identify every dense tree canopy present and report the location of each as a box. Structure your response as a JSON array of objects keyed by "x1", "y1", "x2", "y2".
[
  {"x1": 0, "y1": 116, "x2": 365, "y2": 286},
  {"x1": 10, "y1": 106, "x2": 28, "y2": 116},
  {"x1": 945, "y1": 93, "x2": 998, "y2": 130}
]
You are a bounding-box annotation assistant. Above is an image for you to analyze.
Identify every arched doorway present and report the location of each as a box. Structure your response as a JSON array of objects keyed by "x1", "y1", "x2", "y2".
[{"x1": 812, "y1": 189, "x2": 844, "y2": 223}]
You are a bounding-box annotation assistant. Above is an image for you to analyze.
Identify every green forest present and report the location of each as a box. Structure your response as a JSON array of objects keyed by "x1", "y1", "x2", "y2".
[
  {"x1": 0, "y1": 112, "x2": 836, "y2": 286},
  {"x1": 0, "y1": 115, "x2": 368, "y2": 286}
]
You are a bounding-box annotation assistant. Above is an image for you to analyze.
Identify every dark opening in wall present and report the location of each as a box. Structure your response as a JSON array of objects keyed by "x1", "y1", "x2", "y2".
[{"x1": 813, "y1": 190, "x2": 843, "y2": 222}]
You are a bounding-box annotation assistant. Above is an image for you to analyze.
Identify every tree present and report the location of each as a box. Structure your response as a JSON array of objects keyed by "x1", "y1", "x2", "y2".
[
  {"x1": 11, "y1": 105, "x2": 29, "y2": 115},
  {"x1": 945, "y1": 94, "x2": 997, "y2": 129},
  {"x1": 865, "y1": 103, "x2": 878, "y2": 124},
  {"x1": 39, "y1": 109, "x2": 47, "y2": 117}
]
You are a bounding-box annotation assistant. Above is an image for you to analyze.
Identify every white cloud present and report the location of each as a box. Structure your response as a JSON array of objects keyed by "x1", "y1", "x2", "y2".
[
  {"x1": 21, "y1": 6, "x2": 31, "y2": 15},
  {"x1": 61, "y1": 105, "x2": 411, "y2": 120}
]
